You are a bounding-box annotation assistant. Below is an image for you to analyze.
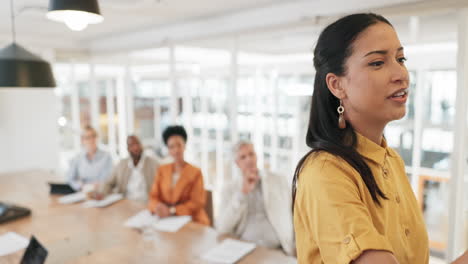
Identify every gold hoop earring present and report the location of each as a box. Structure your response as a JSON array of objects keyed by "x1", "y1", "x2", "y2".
[{"x1": 337, "y1": 100, "x2": 346, "y2": 129}]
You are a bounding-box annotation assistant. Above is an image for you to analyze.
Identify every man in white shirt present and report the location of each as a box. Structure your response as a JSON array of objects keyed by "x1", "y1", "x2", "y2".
[
  {"x1": 215, "y1": 140, "x2": 295, "y2": 256},
  {"x1": 91, "y1": 135, "x2": 159, "y2": 202},
  {"x1": 67, "y1": 126, "x2": 113, "y2": 191}
]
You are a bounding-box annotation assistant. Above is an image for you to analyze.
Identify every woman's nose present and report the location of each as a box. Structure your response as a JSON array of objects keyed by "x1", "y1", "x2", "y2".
[{"x1": 391, "y1": 62, "x2": 409, "y2": 85}]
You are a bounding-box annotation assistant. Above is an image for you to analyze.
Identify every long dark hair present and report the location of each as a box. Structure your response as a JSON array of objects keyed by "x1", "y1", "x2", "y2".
[{"x1": 292, "y1": 13, "x2": 391, "y2": 209}]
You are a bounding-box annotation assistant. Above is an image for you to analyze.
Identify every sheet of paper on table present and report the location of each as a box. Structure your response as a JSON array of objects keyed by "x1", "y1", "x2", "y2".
[
  {"x1": 124, "y1": 211, "x2": 191, "y2": 232},
  {"x1": 124, "y1": 210, "x2": 158, "y2": 229},
  {"x1": 58, "y1": 192, "x2": 86, "y2": 204},
  {"x1": 0, "y1": 232, "x2": 29, "y2": 256},
  {"x1": 202, "y1": 238, "x2": 256, "y2": 264},
  {"x1": 82, "y1": 194, "x2": 123, "y2": 208},
  {"x1": 152, "y1": 215, "x2": 192, "y2": 233}
]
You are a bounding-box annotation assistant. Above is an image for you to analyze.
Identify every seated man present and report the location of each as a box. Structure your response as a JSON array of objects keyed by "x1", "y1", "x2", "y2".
[
  {"x1": 67, "y1": 126, "x2": 113, "y2": 191},
  {"x1": 92, "y1": 135, "x2": 159, "y2": 202},
  {"x1": 216, "y1": 140, "x2": 295, "y2": 256}
]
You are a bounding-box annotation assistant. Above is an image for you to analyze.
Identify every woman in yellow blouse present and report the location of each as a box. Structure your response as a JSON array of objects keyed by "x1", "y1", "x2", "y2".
[{"x1": 292, "y1": 13, "x2": 468, "y2": 264}]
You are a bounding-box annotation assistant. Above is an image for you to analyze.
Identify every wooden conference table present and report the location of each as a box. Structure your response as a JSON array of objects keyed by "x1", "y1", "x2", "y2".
[{"x1": 0, "y1": 170, "x2": 296, "y2": 264}]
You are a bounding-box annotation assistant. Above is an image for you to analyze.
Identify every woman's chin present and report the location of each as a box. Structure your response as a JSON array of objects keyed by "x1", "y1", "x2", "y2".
[
  {"x1": 388, "y1": 108, "x2": 407, "y2": 122},
  {"x1": 174, "y1": 157, "x2": 184, "y2": 163}
]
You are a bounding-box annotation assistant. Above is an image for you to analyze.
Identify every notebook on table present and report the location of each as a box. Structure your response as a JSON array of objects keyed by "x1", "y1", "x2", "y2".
[{"x1": 48, "y1": 183, "x2": 76, "y2": 195}]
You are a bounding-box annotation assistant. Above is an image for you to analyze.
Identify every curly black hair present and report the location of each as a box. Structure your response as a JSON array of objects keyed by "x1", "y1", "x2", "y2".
[{"x1": 162, "y1": 125, "x2": 187, "y2": 145}]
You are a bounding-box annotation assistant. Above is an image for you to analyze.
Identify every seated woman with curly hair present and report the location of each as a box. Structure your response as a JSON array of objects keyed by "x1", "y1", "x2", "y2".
[{"x1": 148, "y1": 125, "x2": 210, "y2": 225}]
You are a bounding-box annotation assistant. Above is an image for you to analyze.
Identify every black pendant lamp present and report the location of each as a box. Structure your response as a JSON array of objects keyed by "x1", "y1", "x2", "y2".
[
  {"x1": 0, "y1": 0, "x2": 56, "y2": 87},
  {"x1": 47, "y1": 0, "x2": 104, "y2": 31}
]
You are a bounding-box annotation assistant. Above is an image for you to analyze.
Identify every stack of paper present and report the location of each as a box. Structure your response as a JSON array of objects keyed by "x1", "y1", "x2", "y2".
[
  {"x1": 82, "y1": 194, "x2": 123, "y2": 208},
  {"x1": 123, "y1": 212, "x2": 191, "y2": 232},
  {"x1": 0, "y1": 232, "x2": 29, "y2": 256},
  {"x1": 152, "y1": 215, "x2": 192, "y2": 233},
  {"x1": 58, "y1": 192, "x2": 86, "y2": 204},
  {"x1": 202, "y1": 239, "x2": 256, "y2": 264},
  {"x1": 124, "y1": 210, "x2": 158, "y2": 229}
]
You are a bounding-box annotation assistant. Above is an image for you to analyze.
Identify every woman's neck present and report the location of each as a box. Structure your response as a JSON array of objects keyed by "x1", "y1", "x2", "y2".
[
  {"x1": 347, "y1": 114, "x2": 386, "y2": 145},
  {"x1": 174, "y1": 160, "x2": 186, "y2": 172},
  {"x1": 354, "y1": 127, "x2": 383, "y2": 146}
]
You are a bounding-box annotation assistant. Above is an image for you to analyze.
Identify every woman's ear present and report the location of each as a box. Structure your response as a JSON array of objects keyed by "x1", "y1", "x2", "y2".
[{"x1": 326, "y1": 73, "x2": 346, "y2": 99}]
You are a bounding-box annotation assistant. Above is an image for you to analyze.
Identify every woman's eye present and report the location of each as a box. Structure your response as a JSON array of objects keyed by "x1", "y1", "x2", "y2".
[
  {"x1": 398, "y1": 57, "x2": 407, "y2": 64},
  {"x1": 369, "y1": 61, "x2": 384, "y2": 67}
]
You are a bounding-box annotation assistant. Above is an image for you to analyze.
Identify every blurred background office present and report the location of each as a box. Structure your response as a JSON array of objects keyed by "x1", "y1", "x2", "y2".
[{"x1": 0, "y1": 0, "x2": 467, "y2": 263}]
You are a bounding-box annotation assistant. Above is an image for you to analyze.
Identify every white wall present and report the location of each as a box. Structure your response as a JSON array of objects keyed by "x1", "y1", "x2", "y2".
[{"x1": 0, "y1": 88, "x2": 59, "y2": 173}]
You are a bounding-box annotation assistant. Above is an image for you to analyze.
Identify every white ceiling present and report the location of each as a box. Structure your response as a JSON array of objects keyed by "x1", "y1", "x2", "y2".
[
  {"x1": 0, "y1": 0, "x2": 287, "y2": 46},
  {"x1": 184, "y1": 9, "x2": 459, "y2": 55},
  {"x1": 0, "y1": 0, "x2": 466, "y2": 60},
  {"x1": 86, "y1": 0, "x2": 427, "y2": 53}
]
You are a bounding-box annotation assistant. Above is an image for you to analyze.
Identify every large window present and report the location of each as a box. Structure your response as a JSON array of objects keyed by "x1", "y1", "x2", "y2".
[
  {"x1": 183, "y1": 76, "x2": 230, "y2": 187},
  {"x1": 418, "y1": 70, "x2": 458, "y2": 256},
  {"x1": 421, "y1": 71, "x2": 457, "y2": 170},
  {"x1": 54, "y1": 65, "x2": 74, "y2": 152},
  {"x1": 134, "y1": 79, "x2": 171, "y2": 156}
]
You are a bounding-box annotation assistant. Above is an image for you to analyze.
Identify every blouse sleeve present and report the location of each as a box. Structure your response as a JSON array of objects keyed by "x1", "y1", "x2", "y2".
[{"x1": 295, "y1": 154, "x2": 394, "y2": 264}]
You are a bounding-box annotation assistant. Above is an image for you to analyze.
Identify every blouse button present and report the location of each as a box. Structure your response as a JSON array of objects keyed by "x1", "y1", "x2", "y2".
[
  {"x1": 343, "y1": 237, "x2": 351, "y2": 244},
  {"x1": 396, "y1": 195, "x2": 401, "y2": 204},
  {"x1": 383, "y1": 168, "x2": 389, "y2": 179},
  {"x1": 405, "y1": 228, "x2": 410, "y2": 237}
]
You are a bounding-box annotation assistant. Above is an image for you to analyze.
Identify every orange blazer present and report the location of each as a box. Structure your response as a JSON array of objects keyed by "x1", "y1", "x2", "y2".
[{"x1": 148, "y1": 162, "x2": 210, "y2": 226}]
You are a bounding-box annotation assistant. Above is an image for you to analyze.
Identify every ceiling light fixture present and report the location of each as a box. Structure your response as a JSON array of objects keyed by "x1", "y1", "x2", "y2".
[
  {"x1": 47, "y1": 0, "x2": 104, "y2": 31},
  {"x1": 0, "y1": 0, "x2": 56, "y2": 88}
]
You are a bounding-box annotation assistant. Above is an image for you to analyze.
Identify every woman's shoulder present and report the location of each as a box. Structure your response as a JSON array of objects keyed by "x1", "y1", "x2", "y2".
[
  {"x1": 299, "y1": 151, "x2": 360, "y2": 184},
  {"x1": 302, "y1": 151, "x2": 350, "y2": 169},
  {"x1": 157, "y1": 163, "x2": 172, "y2": 174},
  {"x1": 185, "y1": 162, "x2": 202, "y2": 174},
  {"x1": 159, "y1": 163, "x2": 172, "y2": 169}
]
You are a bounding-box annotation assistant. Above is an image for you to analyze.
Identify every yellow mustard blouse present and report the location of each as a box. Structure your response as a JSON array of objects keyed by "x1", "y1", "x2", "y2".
[{"x1": 294, "y1": 132, "x2": 429, "y2": 264}]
